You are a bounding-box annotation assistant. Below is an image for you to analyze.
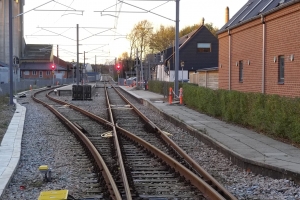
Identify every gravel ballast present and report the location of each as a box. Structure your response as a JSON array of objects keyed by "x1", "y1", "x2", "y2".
[{"x1": 1, "y1": 89, "x2": 300, "y2": 200}]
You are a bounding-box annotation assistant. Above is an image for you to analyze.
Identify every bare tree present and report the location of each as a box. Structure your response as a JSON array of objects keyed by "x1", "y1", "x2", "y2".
[{"x1": 128, "y1": 20, "x2": 153, "y2": 60}]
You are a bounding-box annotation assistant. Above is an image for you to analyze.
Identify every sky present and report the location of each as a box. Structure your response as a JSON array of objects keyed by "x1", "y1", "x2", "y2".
[{"x1": 23, "y1": 0, "x2": 248, "y2": 64}]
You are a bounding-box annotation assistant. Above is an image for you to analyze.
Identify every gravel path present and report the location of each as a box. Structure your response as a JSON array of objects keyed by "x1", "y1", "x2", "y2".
[
  {"x1": 1, "y1": 89, "x2": 300, "y2": 200},
  {"x1": 0, "y1": 99, "x2": 15, "y2": 143}
]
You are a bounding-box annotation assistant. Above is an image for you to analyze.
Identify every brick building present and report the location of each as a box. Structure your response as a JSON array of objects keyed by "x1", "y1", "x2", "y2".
[
  {"x1": 20, "y1": 44, "x2": 70, "y2": 79},
  {"x1": 218, "y1": 0, "x2": 300, "y2": 97}
]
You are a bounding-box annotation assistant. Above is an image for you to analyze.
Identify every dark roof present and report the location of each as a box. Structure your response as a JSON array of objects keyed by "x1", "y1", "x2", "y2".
[
  {"x1": 218, "y1": 0, "x2": 295, "y2": 33},
  {"x1": 165, "y1": 25, "x2": 204, "y2": 63},
  {"x1": 22, "y1": 44, "x2": 53, "y2": 60},
  {"x1": 53, "y1": 56, "x2": 70, "y2": 68},
  {"x1": 20, "y1": 62, "x2": 67, "y2": 71}
]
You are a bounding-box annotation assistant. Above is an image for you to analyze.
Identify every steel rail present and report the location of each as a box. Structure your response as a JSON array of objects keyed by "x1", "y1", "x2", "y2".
[
  {"x1": 104, "y1": 84, "x2": 133, "y2": 200},
  {"x1": 46, "y1": 92, "x2": 113, "y2": 127},
  {"x1": 112, "y1": 86, "x2": 237, "y2": 200},
  {"x1": 116, "y1": 125, "x2": 226, "y2": 200},
  {"x1": 32, "y1": 90, "x2": 122, "y2": 200},
  {"x1": 39, "y1": 86, "x2": 233, "y2": 199}
]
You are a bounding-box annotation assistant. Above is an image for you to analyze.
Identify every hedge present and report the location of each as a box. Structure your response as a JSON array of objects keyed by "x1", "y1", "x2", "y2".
[{"x1": 148, "y1": 80, "x2": 300, "y2": 143}]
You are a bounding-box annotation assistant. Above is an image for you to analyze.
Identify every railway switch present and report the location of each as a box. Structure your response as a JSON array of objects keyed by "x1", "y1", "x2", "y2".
[{"x1": 39, "y1": 165, "x2": 52, "y2": 182}]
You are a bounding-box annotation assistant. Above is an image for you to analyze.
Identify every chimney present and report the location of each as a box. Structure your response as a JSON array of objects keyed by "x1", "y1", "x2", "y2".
[
  {"x1": 201, "y1": 17, "x2": 205, "y2": 25},
  {"x1": 225, "y1": 7, "x2": 229, "y2": 23}
]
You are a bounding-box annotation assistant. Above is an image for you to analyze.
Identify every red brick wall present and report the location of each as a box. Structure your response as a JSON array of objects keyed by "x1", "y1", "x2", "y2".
[
  {"x1": 218, "y1": 3, "x2": 300, "y2": 97},
  {"x1": 219, "y1": 32, "x2": 229, "y2": 89},
  {"x1": 265, "y1": 5, "x2": 300, "y2": 97},
  {"x1": 22, "y1": 70, "x2": 67, "y2": 79}
]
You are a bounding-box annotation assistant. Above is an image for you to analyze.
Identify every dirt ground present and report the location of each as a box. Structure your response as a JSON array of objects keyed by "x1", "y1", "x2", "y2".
[{"x1": 0, "y1": 97, "x2": 16, "y2": 143}]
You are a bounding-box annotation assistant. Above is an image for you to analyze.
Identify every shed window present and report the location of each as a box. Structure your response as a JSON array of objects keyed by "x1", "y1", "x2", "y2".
[
  {"x1": 197, "y1": 43, "x2": 211, "y2": 52},
  {"x1": 278, "y1": 55, "x2": 284, "y2": 83},
  {"x1": 239, "y1": 60, "x2": 243, "y2": 82}
]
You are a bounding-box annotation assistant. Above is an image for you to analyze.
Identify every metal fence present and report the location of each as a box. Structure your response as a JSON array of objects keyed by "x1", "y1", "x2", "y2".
[{"x1": 0, "y1": 78, "x2": 74, "y2": 96}]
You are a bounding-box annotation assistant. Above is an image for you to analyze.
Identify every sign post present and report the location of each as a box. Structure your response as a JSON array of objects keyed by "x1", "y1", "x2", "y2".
[{"x1": 181, "y1": 61, "x2": 184, "y2": 83}]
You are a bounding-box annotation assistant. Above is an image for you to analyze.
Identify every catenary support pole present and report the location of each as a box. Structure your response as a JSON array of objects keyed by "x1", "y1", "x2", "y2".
[
  {"x1": 83, "y1": 51, "x2": 85, "y2": 84},
  {"x1": 57, "y1": 45, "x2": 59, "y2": 76},
  {"x1": 76, "y1": 24, "x2": 79, "y2": 85},
  {"x1": 174, "y1": 0, "x2": 180, "y2": 97},
  {"x1": 9, "y1": 0, "x2": 14, "y2": 105}
]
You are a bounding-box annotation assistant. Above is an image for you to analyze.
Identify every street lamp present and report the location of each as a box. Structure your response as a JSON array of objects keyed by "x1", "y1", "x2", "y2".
[{"x1": 181, "y1": 61, "x2": 184, "y2": 83}]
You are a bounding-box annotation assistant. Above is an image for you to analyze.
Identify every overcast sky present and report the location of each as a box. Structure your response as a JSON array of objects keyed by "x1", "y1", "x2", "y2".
[{"x1": 23, "y1": 0, "x2": 248, "y2": 64}]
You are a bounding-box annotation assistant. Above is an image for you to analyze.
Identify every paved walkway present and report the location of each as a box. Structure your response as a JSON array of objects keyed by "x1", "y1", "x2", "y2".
[
  {"x1": 120, "y1": 86, "x2": 300, "y2": 182},
  {"x1": 0, "y1": 99, "x2": 26, "y2": 197}
]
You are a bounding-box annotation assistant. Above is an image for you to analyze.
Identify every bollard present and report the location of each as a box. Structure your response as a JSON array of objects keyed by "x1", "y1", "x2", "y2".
[
  {"x1": 179, "y1": 87, "x2": 183, "y2": 105},
  {"x1": 169, "y1": 87, "x2": 173, "y2": 104},
  {"x1": 30, "y1": 85, "x2": 32, "y2": 91}
]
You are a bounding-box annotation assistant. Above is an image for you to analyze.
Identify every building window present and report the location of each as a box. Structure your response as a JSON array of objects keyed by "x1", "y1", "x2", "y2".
[
  {"x1": 32, "y1": 71, "x2": 37, "y2": 75},
  {"x1": 46, "y1": 71, "x2": 51, "y2": 75},
  {"x1": 39, "y1": 71, "x2": 43, "y2": 78},
  {"x1": 278, "y1": 56, "x2": 284, "y2": 83},
  {"x1": 239, "y1": 60, "x2": 243, "y2": 82},
  {"x1": 197, "y1": 43, "x2": 211, "y2": 52}
]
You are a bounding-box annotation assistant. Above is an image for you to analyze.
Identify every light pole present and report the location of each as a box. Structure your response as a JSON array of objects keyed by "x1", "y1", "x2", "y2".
[
  {"x1": 174, "y1": 0, "x2": 180, "y2": 96},
  {"x1": 181, "y1": 61, "x2": 184, "y2": 83}
]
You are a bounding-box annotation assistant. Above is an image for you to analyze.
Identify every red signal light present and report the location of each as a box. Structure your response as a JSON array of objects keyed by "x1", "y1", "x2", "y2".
[
  {"x1": 51, "y1": 65, "x2": 55, "y2": 70},
  {"x1": 116, "y1": 65, "x2": 120, "y2": 70}
]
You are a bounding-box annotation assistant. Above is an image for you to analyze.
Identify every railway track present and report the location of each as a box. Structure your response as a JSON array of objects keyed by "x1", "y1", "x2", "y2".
[
  {"x1": 33, "y1": 88, "x2": 121, "y2": 199},
  {"x1": 31, "y1": 83, "x2": 237, "y2": 199}
]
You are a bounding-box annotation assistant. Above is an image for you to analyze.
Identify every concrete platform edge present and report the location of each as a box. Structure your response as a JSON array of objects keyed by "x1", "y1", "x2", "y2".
[
  {"x1": 119, "y1": 87, "x2": 300, "y2": 184},
  {"x1": 143, "y1": 99, "x2": 300, "y2": 183},
  {"x1": 0, "y1": 99, "x2": 26, "y2": 198}
]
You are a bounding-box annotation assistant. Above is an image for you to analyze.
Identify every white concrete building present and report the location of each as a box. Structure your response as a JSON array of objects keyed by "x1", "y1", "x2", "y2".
[{"x1": 0, "y1": 0, "x2": 24, "y2": 65}]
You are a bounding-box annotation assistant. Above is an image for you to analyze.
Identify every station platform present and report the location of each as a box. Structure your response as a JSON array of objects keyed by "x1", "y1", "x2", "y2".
[
  {"x1": 119, "y1": 86, "x2": 300, "y2": 183},
  {"x1": 0, "y1": 100, "x2": 26, "y2": 197}
]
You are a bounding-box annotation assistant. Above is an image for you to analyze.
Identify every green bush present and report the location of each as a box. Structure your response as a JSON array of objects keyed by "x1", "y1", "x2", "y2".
[{"x1": 148, "y1": 80, "x2": 300, "y2": 144}]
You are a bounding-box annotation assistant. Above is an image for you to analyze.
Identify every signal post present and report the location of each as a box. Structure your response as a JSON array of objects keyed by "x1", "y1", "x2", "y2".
[
  {"x1": 51, "y1": 64, "x2": 55, "y2": 86},
  {"x1": 116, "y1": 64, "x2": 121, "y2": 84}
]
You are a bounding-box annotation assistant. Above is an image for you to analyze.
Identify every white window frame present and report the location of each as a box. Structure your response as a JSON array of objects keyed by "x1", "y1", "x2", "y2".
[{"x1": 197, "y1": 43, "x2": 211, "y2": 52}]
